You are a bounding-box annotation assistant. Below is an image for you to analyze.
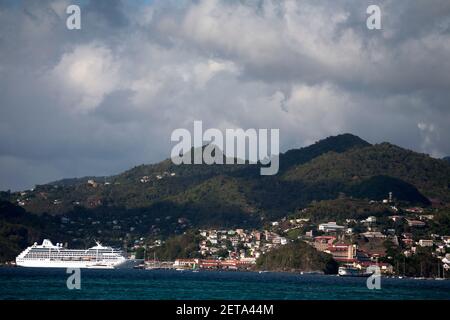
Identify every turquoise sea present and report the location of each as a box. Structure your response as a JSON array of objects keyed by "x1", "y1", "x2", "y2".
[{"x1": 0, "y1": 267, "x2": 449, "y2": 300}]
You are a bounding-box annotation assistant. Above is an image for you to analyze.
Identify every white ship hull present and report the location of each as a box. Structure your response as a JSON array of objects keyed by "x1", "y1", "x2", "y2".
[
  {"x1": 338, "y1": 266, "x2": 372, "y2": 277},
  {"x1": 16, "y1": 239, "x2": 139, "y2": 269},
  {"x1": 16, "y1": 258, "x2": 128, "y2": 269}
]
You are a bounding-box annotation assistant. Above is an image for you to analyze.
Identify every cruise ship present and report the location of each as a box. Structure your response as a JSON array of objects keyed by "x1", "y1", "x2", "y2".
[{"x1": 16, "y1": 239, "x2": 133, "y2": 269}]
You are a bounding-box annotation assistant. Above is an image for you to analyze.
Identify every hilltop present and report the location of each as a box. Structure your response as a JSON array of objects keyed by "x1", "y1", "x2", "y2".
[
  {"x1": 3, "y1": 134, "x2": 372, "y2": 219},
  {"x1": 4, "y1": 133, "x2": 450, "y2": 220},
  {"x1": 1, "y1": 133, "x2": 449, "y2": 258},
  {"x1": 283, "y1": 142, "x2": 450, "y2": 203}
]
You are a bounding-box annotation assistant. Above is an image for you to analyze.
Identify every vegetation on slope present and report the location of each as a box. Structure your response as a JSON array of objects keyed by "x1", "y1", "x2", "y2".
[
  {"x1": 280, "y1": 133, "x2": 371, "y2": 171},
  {"x1": 296, "y1": 198, "x2": 394, "y2": 223},
  {"x1": 349, "y1": 175, "x2": 430, "y2": 205},
  {"x1": 256, "y1": 240, "x2": 338, "y2": 274},
  {"x1": 0, "y1": 201, "x2": 56, "y2": 261},
  {"x1": 147, "y1": 230, "x2": 202, "y2": 261},
  {"x1": 1, "y1": 134, "x2": 449, "y2": 262},
  {"x1": 284, "y1": 143, "x2": 450, "y2": 202}
]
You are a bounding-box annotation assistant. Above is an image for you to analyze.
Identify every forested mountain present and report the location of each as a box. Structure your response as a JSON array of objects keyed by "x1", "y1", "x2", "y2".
[
  {"x1": 1, "y1": 133, "x2": 449, "y2": 259},
  {"x1": 283, "y1": 142, "x2": 450, "y2": 203}
]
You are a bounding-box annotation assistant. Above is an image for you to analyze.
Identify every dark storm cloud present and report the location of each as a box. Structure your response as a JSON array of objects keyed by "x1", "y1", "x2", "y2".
[
  {"x1": 1, "y1": 0, "x2": 449, "y2": 191},
  {"x1": 84, "y1": 0, "x2": 129, "y2": 28}
]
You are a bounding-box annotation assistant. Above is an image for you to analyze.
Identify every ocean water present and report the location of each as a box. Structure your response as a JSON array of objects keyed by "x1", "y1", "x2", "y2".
[{"x1": 0, "y1": 267, "x2": 449, "y2": 300}]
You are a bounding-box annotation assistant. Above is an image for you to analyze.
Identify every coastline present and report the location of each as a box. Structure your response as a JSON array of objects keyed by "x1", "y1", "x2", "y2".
[{"x1": 2, "y1": 265, "x2": 448, "y2": 281}]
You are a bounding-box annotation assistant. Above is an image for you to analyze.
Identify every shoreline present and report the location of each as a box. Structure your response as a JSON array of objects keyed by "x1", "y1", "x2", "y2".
[{"x1": 1, "y1": 265, "x2": 448, "y2": 281}]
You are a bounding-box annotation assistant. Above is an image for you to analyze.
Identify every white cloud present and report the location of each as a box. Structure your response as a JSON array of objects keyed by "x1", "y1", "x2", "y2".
[
  {"x1": 1, "y1": 0, "x2": 450, "y2": 190},
  {"x1": 48, "y1": 43, "x2": 122, "y2": 113},
  {"x1": 417, "y1": 122, "x2": 443, "y2": 157}
]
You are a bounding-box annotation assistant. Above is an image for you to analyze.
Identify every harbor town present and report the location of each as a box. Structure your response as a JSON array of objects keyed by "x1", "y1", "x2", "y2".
[{"x1": 129, "y1": 197, "x2": 450, "y2": 278}]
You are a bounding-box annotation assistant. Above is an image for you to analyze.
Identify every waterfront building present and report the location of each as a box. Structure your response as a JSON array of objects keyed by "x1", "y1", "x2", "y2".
[
  {"x1": 406, "y1": 219, "x2": 426, "y2": 227},
  {"x1": 418, "y1": 239, "x2": 434, "y2": 247},
  {"x1": 318, "y1": 222, "x2": 345, "y2": 233}
]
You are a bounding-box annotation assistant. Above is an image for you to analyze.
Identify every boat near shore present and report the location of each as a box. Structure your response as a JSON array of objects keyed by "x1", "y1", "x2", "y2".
[{"x1": 338, "y1": 266, "x2": 373, "y2": 277}]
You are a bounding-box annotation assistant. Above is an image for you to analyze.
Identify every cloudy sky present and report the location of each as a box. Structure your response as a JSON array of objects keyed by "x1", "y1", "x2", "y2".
[{"x1": 1, "y1": 0, "x2": 450, "y2": 191}]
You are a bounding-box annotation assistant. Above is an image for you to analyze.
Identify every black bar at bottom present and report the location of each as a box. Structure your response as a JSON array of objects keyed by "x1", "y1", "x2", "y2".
[{"x1": 1, "y1": 300, "x2": 448, "y2": 318}]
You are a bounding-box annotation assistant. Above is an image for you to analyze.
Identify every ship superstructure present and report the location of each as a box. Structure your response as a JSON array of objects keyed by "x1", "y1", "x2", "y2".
[{"x1": 16, "y1": 239, "x2": 129, "y2": 269}]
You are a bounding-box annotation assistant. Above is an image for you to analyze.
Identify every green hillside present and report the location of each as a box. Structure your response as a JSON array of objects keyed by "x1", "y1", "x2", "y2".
[
  {"x1": 349, "y1": 175, "x2": 431, "y2": 205},
  {"x1": 284, "y1": 142, "x2": 450, "y2": 203},
  {"x1": 0, "y1": 201, "x2": 60, "y2": 261},
  {"x1": 256, "y1": 240, "x2": 338, "y2": 274},
  {"x1": 297, "y1": 198, "x2": 394, "y2": 223},
  {"x1": 1, "y1": 134, "x2": 449, "y2": 261}
]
